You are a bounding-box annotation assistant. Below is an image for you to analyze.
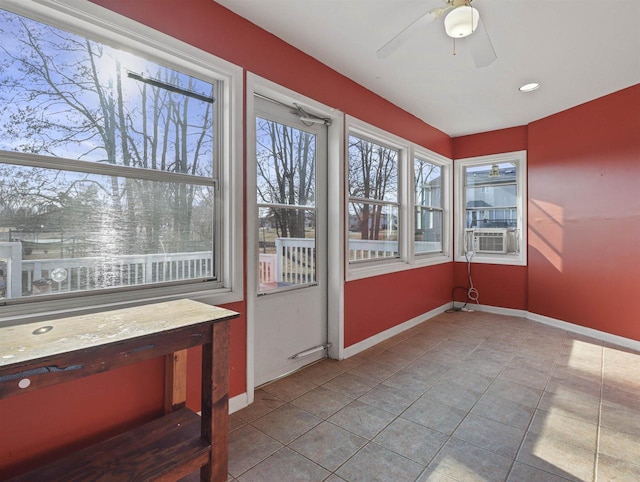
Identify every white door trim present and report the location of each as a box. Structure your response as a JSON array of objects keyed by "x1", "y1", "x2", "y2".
[{"x1": 245, "y1": 73, "x2": 345, "y2": 403}]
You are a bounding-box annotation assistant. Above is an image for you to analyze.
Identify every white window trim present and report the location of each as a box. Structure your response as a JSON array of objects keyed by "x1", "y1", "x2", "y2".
[
  {"x1": 411, "y1": 148, "x2": 453, "y2": 268},
  {"x1": 345, "y1": 116, "x2": 452, "y2": 281},
  {"x1": 0, "y1": 0, "x2": 243, "y2": 322},
  {"x1": 246, "y1": 72, "x2": 346, "y2": 401},
  {"x1": 454, "y1": 150, "x2": 527, "y2": 266}
]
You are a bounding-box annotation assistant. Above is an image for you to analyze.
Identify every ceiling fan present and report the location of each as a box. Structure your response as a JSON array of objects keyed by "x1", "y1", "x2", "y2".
[{"x1": 377, "y1": 0, "x2": 497, "y2": 68}]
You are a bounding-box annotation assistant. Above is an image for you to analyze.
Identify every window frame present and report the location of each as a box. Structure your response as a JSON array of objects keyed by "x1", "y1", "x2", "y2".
[
  {"x1": 345, "y1": 116, "x2": 452, "y2": 281},
  {"x1": 454, "y1": 150, "x2": 527, "y2": 266},
  {"x1": 0, "y1": 0, "x2": 243, "y2": 321},
  {"x1": 411, "y1": 148, "x2": 452, "y2": 267}
]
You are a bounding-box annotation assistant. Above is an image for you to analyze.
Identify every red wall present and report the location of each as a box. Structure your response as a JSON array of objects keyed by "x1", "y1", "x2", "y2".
[
  {"x1": 345, "y1": 263, "x2": 453, "y2": 347},
  {"x1": 528, "y1": 84, "x2": 640, "y2": 340},
  {"x1": 452, "y1": 126, "x2": 529, "y2": 311},
  {"x1": 453, "y1": 126, "x2": 528, "y2": 160},
  {"x1": 0, "y1": 0, "x2": 451, "y2": 477},
  {"x1": 452, "y1": 262, "x2": 528, "y2": 311}
]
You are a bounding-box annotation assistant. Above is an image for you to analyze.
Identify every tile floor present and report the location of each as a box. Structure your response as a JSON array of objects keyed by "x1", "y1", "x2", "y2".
[{"x1": 224, "y1": 311, "x2": 640, "y2": 481}]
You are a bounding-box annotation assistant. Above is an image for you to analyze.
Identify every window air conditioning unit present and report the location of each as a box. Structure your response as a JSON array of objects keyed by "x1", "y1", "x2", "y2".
[{"x1": 466, "y1": 228, "x2": 508, "y2": 254}]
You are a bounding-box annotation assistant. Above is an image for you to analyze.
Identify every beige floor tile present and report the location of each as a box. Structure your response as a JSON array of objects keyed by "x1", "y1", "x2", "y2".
[
  {"x1": 498, "y1": 355, "x2": 554, "y2": 390},
  {"x1": 251, "y1": 403, "x2": 321, "y2": 444},
  {"x1": 528, "y1": 409, "x2": 598, "y2": 451},
  {"x1": 401, "y1": 395, "x2": 467, "y2": 435},
  {"x1": 507, "y1": 462, "x2": 573, "y2": 482},
  {"x1": 599, "y1": 427, "x2": 640, "y2": 466},
  {"x1": 484, "y1": 379, "x2": 543, "y2": 408},
  {"x1": 373, "y1": 417, "x2": 448, "y2": 466},
  {"x1": 234, "y1": 389, "x2": 285, "y2": 423},
  {"x1": 336, "y1": 442, "x2": 425, "y2": 482},
  {"x1": 322, "y1": 371, "x2": 377, "y2": 399},
  {"x1": 237, "y1": 447, "x2": 330, "y2": 482},
  {"x1": 358, "y1": 383, "x2": 421, "y2": 415},
  {"x1": 347, "y1": 360, "x2": 399, "y2": 383},
  {"x1": 327, "y1": 399, "x2": 395, "y2": 439},
  {"x1": 227, "y1": 312, "x2": 640, "y2": 481},
  {"x1": 298, "y1": 359, "x2": 346, "y2": 385},
  {"x1": 600, "y1": 404, "x2": 640, "y2": 437},
  {"x1": 472, "y1": 392, "x2": 535, "y2": 430},
  {"x1": 228, "y1": 425, "x2": 283, "y2": 478},
  {"x1": 516, "y1": 432, "x2": 595, "y2": 482},
  {"x1": 453, "y1": 413, "x2": 526, "y2": 458},
  {"x1": 424, "y1": 379, "x2": 484, "y2": 412},
  {"x1": 290, "y1": 385, "x2": 353, "y2": 419},
  {"x1": 597, "y1": 454, "x2": 640, "y2": 482},
  {"x1": 289, "y1": 421, "x2": 367, "y2": 472},
  {"x1": 415, "y1": 469, "x2": 458, "y2": 481},
  {"x1": 260, "y1": 373, "x2": 317, "y2": 402},
  {"x1": 537, "y1": 389, "x2": 600, "y2": 424},
  {"x1": 427, "y1": 437, "x2": 513, "y2": 482}
]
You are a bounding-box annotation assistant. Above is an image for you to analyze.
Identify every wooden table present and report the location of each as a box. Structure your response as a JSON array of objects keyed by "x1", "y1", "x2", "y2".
[{"x1": 0, "y1": 299, "x2": 239, "y2": 481}]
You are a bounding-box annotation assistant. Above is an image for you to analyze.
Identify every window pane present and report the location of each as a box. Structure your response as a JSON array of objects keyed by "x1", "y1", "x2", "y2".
[
  {"x1": 348, "y1": 135, "x2": 398, "y2": 202},
  {"x1": 466, "y1": 184, "x2": 517, "y2": 208},
  {"x1": 0, "y1": 9, "x2": 215, "y2": 177},
  {"x1": 348, "y1": 202, "x2": 398, "y2": 261},
  {"x1": 256, "y1": 117, "x2": 316, "y2": 207},
  {"x1": 415, "y1": 207, "x2": 442, "y2": 253},
  {"x1": 258, "y1": 206, "x2": 315, "y2": 293},
  {"x1": 0, "y1": 165, "x2": 214, "y2": 299},
  {"x1": 466, "y1": 208, "x2": 518, "y2": 228},
  {"x1": 414, "y1": 159, "x2": 442, "y2": 208},
  {"x1": 465, "y1": 163, "x2": 516, "y2": 186}
]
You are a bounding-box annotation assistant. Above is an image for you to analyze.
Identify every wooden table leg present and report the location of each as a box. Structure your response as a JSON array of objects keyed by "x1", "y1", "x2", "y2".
[
  {"x1": 201, "y1": 319, "x2": 230, "y2": 482},
  {"x1": 164, "y1": 350, "x2": 188, "y2": 414}
]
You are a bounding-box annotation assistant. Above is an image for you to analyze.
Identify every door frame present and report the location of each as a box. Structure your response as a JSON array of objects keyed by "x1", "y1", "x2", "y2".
[{"x1": 245, "y1": 73, "x2": 344, "y2": 405}]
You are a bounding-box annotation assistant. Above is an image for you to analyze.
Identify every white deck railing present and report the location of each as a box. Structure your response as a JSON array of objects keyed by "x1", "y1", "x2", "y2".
[
  {"x1": 15, "y1": 251, "x2": 212, "y2": 298},
  {"x1": 2, "y1": 238, "x2": 444, "y2": 299}
]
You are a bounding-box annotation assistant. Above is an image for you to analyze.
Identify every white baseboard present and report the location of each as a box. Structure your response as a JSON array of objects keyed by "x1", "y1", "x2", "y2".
[
  {"x1": 468, "y1": 303, "x2": 529, "y2": 318},
  {"x1": 342, "y1": 303, "x2": 450, "y2": 359},
  {"x1": 229, "y1": 392, "x2": 249, "y2": 414},
  {"x1": 527, "y1": 311, "x2": 640, "y2": 352},
  {"x1": 340, "y1": 302, "x2": 639, "y2": 361}
]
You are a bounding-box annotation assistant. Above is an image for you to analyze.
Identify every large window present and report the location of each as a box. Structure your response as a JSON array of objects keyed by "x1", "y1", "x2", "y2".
[
  {"x1": 346, "y1": 117, "x2": 452, "y2": 279},
  {"x1": 414, "y1": 157, "x2": 444, "y2": 255},
  {"x1": 0, "y1": 2, "x2": 241, "y2": 310},
  {"x1": 454, "y1": 151, "x2": 527, "y2": 265},
  {"x1": 348, "y1": 134, "x2": 400, "y2": 262}
]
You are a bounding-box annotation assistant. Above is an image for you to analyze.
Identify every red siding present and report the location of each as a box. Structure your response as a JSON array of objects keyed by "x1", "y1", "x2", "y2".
[
  {"x1": 527, "y1": 84, "x2": 640, "y2": 340},
  {"x1": 453, "y1": 126, "x2": 528, "y2": 159},
  {"x1": 452, "y1": 262, "x2": 528, "y2": 311},
  {"x1": 345, "y1": 263, "x2": 453, "y2": 347},
  {"x1": 452, "y1": 127, "x2": 529, "y2": 311}
]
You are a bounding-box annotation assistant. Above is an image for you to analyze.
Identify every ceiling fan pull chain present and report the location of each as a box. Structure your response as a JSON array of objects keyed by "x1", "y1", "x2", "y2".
[{"x1": 453, "y1": 37, "x2": 457, "y2": 56}]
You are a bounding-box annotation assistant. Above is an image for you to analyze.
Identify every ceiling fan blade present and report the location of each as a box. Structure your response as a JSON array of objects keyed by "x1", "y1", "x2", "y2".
[
  {"x1": 377, "y1": 7, "x2": 449, "y2": 59},
  {"x1": 470, "y1": 17, "x2": 497, "y2": 68}
]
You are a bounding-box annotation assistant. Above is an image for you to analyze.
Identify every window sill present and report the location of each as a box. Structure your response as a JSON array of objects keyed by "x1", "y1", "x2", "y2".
[
  {"x1": 0, "y1": 285, "x2": 242, "y2": 326},
  {"x1": 346, "y1": 253, "x2": 452, "y2": 281},
  {"x1": 454, "y1": 253, "x2": 527, "y2": 266},
  {"x1": 414, "y1": 252, "x2": 452, "y2": 268}
]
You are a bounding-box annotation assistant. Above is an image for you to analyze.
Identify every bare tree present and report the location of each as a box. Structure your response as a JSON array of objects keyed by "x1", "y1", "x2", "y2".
[
  {"x1": 256, "y1": 118, "x2": 315, "y2": 238},
  {"x1": 0, "y1": 11, "x2": 214, "y2": 258},
  {"x1": 348, "y1": 136, "x2": 397, "y2": 240}
]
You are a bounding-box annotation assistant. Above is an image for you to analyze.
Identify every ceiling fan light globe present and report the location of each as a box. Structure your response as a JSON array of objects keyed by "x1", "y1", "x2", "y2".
[{"x1": 444, "y1": 5, "x2": 480, "y2": 38}]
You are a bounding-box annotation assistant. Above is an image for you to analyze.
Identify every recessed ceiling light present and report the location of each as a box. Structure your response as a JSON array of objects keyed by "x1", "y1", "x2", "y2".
[{"x1": 519, "y1": 82, "x2": 540, "y2": 92}]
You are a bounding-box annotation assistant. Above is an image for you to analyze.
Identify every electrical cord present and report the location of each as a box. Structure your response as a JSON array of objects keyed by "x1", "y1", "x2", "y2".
[
  {"x1": 445, "y1": 251, "x2": 479, "y2": 313},
  {"x1": 465, "y1": 251, "x2": 479, "y2": 304}
]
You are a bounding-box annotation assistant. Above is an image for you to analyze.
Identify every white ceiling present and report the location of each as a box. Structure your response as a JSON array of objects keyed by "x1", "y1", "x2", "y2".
[{"x1": 215, "y1": 0, "x2": 640, "y2": 137}]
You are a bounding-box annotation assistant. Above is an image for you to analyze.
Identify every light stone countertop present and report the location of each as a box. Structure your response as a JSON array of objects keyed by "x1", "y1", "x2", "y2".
[{"x1": 0, "y1": 299, "x2": 238, "y2": 368}]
